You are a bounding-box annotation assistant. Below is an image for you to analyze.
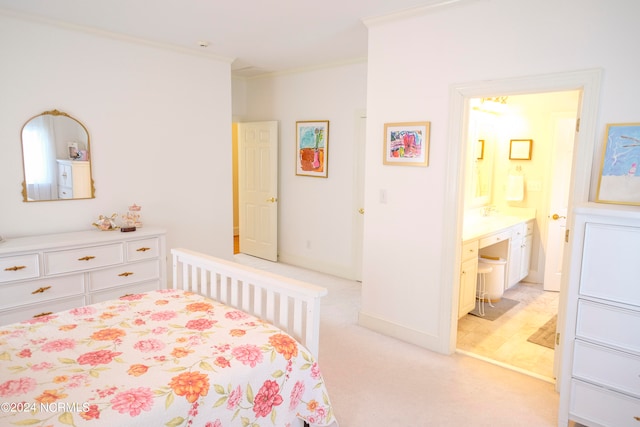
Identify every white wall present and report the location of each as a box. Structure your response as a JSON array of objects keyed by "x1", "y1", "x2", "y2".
[
  {"x1": 0, "y1": 14, "x2": 234, "y2": 261},
  {"x1": 239, "y1": 62, "x2": 367, "y2": 279},
  {"x1": 361, "y1": 0, "x2": 640, "y2": 352}
]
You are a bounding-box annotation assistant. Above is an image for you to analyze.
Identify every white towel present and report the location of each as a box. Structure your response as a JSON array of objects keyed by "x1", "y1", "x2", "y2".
[{"x1": 505, "y1": 175, "x2": 524, "y2": 201}]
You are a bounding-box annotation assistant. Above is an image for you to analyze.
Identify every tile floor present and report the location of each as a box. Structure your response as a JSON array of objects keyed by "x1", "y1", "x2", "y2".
[{"x1": 456, "y1": 281, "x2": 559, "y2": 381}]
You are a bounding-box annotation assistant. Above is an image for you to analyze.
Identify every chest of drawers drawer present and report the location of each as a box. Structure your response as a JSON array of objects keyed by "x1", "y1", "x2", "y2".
[
  {"x1": 0, "y1": 254, "x2": 40, "y2": 283},
  {"x1": 570, "y1": 379, "x2": 640, "y2": 427},
  {"x1": 0, "y1": 274, "x2": 84, "y2": 310},
  {"x1": 88, "y1": 259, "x2": 160, "y2": 292},
  {"x1": 0, "y1": 295, "x2": 86, "y2": 326},
  {"x1": 89, "y1": 280, "x2": 160, "y2": 304},
  {"x1": 576, "y1": 300, "x2": 640, "y2": 353},
  {"x1": 126, "y1": 237, "x2": 160, "y2": 262},
  {"x1": 44, "y1": 243, "x2": 124, "y2": 275},
  {"x1": 573, "y1": 340, "x2": 640, "y2": 398}
]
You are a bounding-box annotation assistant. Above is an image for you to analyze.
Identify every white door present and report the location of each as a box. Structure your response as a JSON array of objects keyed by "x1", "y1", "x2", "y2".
[
  {"x1": 238, "y1": 121, "x2": 279, "y2": 261},
  {"x1": 543, "y1": 114, "x2": 577, "y2": 291}
]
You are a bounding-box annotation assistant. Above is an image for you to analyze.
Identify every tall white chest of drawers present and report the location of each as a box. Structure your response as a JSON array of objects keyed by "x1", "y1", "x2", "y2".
[
  {"x1": 559, "y1": 205, "x2": 640, "y2": 427},
  {"x1": 0, "y1": 228, "x2": 166, "y2": 326}
]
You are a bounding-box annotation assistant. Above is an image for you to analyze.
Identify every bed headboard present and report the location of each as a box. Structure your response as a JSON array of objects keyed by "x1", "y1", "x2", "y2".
[{"x1": 171, "y1": 248, "x2": 328, "y2": 358}]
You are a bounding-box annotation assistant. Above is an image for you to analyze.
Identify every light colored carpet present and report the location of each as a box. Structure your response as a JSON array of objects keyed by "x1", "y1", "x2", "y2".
[{"x1": 234, "y1": 254, "x2": 559, "y2": 426}]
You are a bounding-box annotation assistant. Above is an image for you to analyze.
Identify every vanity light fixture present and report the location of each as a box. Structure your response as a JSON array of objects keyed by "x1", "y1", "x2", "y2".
[{"x1": 474, "y1": 96, "x2": 509, "y2": 114}]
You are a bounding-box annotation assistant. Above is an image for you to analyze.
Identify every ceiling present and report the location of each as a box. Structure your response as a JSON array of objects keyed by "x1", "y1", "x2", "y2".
[{"x1": 0, "y1": 0, "x2": 455, "y2": 77}]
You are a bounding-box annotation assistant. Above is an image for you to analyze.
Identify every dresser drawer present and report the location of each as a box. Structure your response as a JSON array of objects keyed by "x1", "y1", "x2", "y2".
[
  {"x1": 126, "y1": 237, "x2": 160, "y2": 262},
  {"x1": 0, "y1": 295, "x2": 86, "y2": 326},
  {"x1": 0, "y1": 254, "x2": 40, "y2": 283},
  {"x1": 88, "y1": 280, "x2": 159, "y2": 304},
  {"x1": 570, "y1": 379, "x2": 640, "y2": 427},
  {"x1": 0, "y1": 275, "x2": 84, "y2": 310},
  {"x1": 88, "y1": 259, "x2": 160, "y2": 292},
  {"x1": 479, "y1": 229, "x2": 511, "y2": 248},
  {"x1": 581, "y1": 223, "x2": 640, "y2": 307},
  {"x1": 576, "y1": 300, "x2": 640, "y2": 353},
  {"x1": 573, "y1": 340, "x2": 640, "y2": 398},
  {"x1": 44, "y1": 243, "x2": 124, "y2": 275},
  {"x1": 461, "y1": 240, "x2": 479, "y2": 262}
]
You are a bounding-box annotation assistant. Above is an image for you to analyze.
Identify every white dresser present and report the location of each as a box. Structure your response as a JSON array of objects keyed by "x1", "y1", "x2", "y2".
[
  {"x1": 559, "y1": 204, "x2": 640, "y2": 426},
  {"x1": 0, "y1": 228, "x2": 166, "y2": 325}
]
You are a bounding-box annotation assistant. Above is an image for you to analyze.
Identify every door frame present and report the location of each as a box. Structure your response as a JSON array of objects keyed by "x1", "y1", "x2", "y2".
[{"x1": 440, "y1": 69, "x2": 602, "y2": 385}]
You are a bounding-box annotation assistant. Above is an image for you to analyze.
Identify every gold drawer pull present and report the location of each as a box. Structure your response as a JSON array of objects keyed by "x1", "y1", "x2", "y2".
[
  {"x1": 136, "y1": 247, "x2": 151, "y2": 252},
  {"x1": 31, "y1": 286, "x2": 52, "y2": 294},
  {"x1": 118, "y1": 272, "x2": 134, "y2": 277},
  {"x1": 634, "y1": 416, "x2": 640, "y2": 422},
  {"x1": 120, "y1": 293, "x2": 133, "y2": 298},
  {"x1": 5, "y1": 265, "x2": 27, "y2": 272},
  {"x1": 78, "y1": 256, "x2": 96, "y2": 261},
  {"x1": 33, "y1": 311, "x2": 53, "y2": 318}
]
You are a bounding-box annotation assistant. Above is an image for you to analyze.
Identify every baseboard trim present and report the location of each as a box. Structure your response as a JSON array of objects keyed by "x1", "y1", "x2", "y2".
[{"x1": 357, "y1": 311, "x2": 442, "y2": 352}]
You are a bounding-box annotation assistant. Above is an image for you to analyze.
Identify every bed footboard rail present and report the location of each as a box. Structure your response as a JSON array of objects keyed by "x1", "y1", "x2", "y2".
[{"x1": 171, "y1": 248, "x2": 328, "y2": 358}]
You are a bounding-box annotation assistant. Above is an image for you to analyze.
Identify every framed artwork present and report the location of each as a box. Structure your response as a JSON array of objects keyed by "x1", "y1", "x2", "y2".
[
  {"x1": 296, "y1": 120, "x2": 329, "y2": 177},
  {"x1": 509, "y1": 139, "x2": 532, "y2": 160},
  {"x1": 68, "y1": 142, "x2": 79, "y2": 160},
  {"x1": 476, "y1": 140, "x2": 485, "y2": 160},
  {"x1": 383, "y1": 121, "x2": 430, "y2": 166},
  {"x1": 596, "y1": 122, "x2": 640, "y2": 205}
]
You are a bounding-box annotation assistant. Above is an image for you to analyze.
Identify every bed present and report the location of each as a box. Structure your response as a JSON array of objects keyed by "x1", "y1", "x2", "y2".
[{"x1": 0, "y1": 248, "x2": 338, "y2": 427}]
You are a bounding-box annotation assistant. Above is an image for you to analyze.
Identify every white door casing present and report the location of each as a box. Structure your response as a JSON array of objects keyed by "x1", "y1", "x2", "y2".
[{"x1": 238, "y1": 121, "x2": 279, "y2": 262}]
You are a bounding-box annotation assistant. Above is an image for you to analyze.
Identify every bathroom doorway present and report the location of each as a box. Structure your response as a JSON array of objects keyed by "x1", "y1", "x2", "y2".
[{"x1": 456, "y1": 90, "x2": 581, "y2": 382}]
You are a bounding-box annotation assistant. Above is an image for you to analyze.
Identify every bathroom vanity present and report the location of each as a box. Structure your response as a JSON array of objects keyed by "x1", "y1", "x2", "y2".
[{"x1": 458, "y1": 210, "x2": 535, "y2": 318}]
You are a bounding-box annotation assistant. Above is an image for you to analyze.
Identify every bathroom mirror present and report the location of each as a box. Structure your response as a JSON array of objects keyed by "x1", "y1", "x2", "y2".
[
  {"x1": 465, "y1": 103, "x2": 496, "y2": 209},
  {"x1": 21, "y1": 109, "x2": 95, "y2": 202}
]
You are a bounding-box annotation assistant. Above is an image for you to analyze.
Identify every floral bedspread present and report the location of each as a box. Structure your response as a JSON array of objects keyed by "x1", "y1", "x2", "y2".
[{"x1": 0, "y1": 289, "x2": 337, "y2": 427}]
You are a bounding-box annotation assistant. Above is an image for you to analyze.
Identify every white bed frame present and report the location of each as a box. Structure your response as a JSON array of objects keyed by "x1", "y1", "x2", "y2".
[{"x1": 171, "y1": 248, "x2": 328, "y2": 358}]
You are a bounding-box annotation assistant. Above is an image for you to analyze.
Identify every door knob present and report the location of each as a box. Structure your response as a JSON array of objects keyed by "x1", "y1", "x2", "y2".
[
  {"x1": 266, "y1": 197, "x2": 278, "y2": 203},
  {"x1": 358, "y1": 208, "x2": 365, "y2": 214},
  {"x1": 551, "y1": 213, "x2": 566, "y2": 220}
]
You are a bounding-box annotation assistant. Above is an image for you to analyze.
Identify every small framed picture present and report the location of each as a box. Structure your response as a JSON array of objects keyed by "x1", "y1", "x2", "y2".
[
  {"x1": 596, "y1": 122, "x2": 640, "y2": 205},
  {"x1": 383, "y1": 121, "x2": 430, "y2": 166},
  {"x1": 476, "y1": 140, "x2": 485, "y2": 160},
  {"x1": 509, "y1": 139, "x2": 532, "y2": 160},
  {"x1": 296, "y1": 120, "x2": 329, "y2": 178},
  {"x1": 67, "y1": 142, "x2": 79, "y2": 160}
]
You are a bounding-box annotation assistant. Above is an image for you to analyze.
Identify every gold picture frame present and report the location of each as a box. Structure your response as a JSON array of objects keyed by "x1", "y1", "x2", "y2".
[
  {"x1": 509, "y1": 139, "x2": 532, "y2": 160},
  {"x1": 383, "y1": 121, "x2": 430, "y2": 166},
  {"x1": 476, "y1": 140, "x2": 485, "y2": 160}
]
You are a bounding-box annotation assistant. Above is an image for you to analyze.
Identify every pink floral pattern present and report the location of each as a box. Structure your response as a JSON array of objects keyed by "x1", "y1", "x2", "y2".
[{"x1": 0, "y1": 290, "x2": 337, "y2": 427}]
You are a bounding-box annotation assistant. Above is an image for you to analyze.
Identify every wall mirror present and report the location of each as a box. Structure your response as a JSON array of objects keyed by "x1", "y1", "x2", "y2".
[
  {"x1": 465, "y1": 104, "x2": 496, "y2": 209},
  {"x1": 21, "y1": 109, "x2": 95, "y2": 202}
]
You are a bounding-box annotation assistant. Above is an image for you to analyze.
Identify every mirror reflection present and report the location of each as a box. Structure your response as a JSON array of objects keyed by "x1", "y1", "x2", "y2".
[{"x1": 21, "y1": 109, "x2": 95, "y2": 202}]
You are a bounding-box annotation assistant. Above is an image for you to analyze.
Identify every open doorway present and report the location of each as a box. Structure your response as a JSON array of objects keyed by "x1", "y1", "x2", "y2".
[
  {"x1": 446, "y1": 69, "x2": 602, "y2": 390},
  {"x1": 455, "y1": 91, "x2": 580, "y2": 382}
]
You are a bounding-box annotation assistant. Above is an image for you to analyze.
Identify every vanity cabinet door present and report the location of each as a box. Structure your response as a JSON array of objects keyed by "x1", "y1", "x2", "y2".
[{"x1": 459, "y1": 257, "x2": 478, "y2": 318}]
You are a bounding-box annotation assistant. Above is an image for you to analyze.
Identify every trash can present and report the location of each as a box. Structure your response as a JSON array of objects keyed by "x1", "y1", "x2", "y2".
[{"x1": 478, "y1": 257, "x2": 506, "y2": 302}]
